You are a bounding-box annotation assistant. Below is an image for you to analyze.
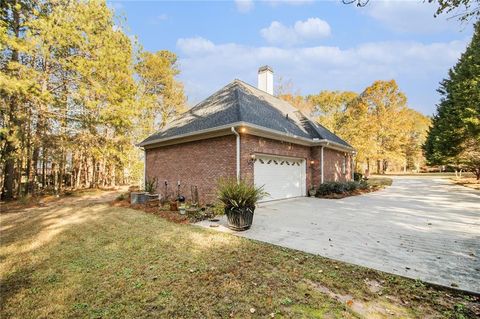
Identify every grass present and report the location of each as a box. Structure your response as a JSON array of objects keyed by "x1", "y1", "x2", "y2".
[
  {"x1": 373, "y1": 172, "x2": 480, "y2": 190},
  {"x1": 366, "y1": 177, "x2": 393, "y2": 188},
  {"x1": 384, "y1": 172, "x2": 475, "y2": 178},
  {"x1": 1, "y1": 194, "x2": 478, "y2": 318},
  {"x1": 450, "y1": 177, "x2": 480, "y2": 190},
  {"x1": 0, "y1": 188, "x2": 106, "y2": 213}
]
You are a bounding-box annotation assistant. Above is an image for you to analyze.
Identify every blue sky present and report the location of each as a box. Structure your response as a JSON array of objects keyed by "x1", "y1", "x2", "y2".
[{"x1": 110, "y1": 0, "x2": 474, "y2": 115}]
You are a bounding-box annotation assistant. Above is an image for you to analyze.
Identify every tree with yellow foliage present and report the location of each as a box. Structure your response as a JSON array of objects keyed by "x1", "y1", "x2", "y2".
[{"x1": 280, "y1": 80, "x2": 430, "y2": 175}]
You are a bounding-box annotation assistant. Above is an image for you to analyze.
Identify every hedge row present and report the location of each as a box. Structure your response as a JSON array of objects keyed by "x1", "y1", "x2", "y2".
[{"x1": 315, "y1": 181, "x2": 368, "y2": 196}]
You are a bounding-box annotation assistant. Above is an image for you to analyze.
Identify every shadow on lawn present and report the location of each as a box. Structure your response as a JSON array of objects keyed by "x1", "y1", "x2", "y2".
[
  {"x1": 0, "y1": 200, "x2": 352, "y2": 318},
  {"x1": 1, "y1": 192, "x2": 478, "y2": 318},
  {"x1": 0, "y1": 199, "x2": 111, "y2": 313}
]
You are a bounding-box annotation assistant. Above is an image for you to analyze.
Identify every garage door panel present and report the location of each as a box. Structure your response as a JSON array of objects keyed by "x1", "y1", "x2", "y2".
[{"x1": 254, "y1": 155, "x2": 306, "y2": 201}]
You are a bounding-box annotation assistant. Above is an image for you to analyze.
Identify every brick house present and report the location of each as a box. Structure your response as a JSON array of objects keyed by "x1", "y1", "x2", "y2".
[{"x1": 139, "y1": 66, "x2": 355, "y2": 203}]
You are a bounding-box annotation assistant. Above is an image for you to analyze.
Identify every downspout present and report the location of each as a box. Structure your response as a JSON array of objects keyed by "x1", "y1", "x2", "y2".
[
  {"x1": 143, "y1": 148, "x2": 147, "y2": 188},
  {"x1": 320, "y1": 146, "x2": 324, "y2": 184},
  {"x1": 231, "y1": 127, "x2": 240, "y2": 183},
  {"x1": 351, "y1": 153, "x2": 355, "y2": 180}
]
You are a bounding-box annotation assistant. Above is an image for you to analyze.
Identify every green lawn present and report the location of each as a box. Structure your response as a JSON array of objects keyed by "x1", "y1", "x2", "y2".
[{"x1": 0, "y1": 195, "x2": 477, "y2": 318}]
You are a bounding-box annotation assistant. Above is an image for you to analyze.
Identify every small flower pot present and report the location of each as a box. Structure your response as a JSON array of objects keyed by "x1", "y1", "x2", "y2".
[
  {"x1": 308, "y1": 189, "x2": 316, "y2": 197},
  {"x1": 169, "y1": 201, "x2": 178, "y2": 211},
  {"x1": 225, "y1": 206, "x2": 255, "y2": 231}
]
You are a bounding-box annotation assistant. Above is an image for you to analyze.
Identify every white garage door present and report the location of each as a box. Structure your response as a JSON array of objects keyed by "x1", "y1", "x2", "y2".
[{"x1": 254, "y1": 155, "x2": 306, "y2": 201}]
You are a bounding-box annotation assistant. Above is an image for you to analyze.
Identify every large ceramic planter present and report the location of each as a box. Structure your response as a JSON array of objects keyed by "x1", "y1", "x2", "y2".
[{"x1": 225, "y1": 206, "x2": 255, "y2": 231}]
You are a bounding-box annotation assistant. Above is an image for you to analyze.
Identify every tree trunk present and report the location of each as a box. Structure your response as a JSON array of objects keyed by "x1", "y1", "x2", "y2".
[
  {"x1": 2, "y1": 144, "x2": 16, "y2": 200},
  {"x1": 1, "y1": 4, "x2": 20, "y2": 200},
  {"x1": 16, "y1": 158, "x2": 22, "y2": 197},
  {"x1": 110, "y1": 164, "x2": 116, "y2": 186},
  {"x1": 91, "y1": 157, "x2": 96, "y2": 188},
  {"x1": 27, "y1": 146, "x2": 39, "y2": 195},
  {"x1": 42, "y1": 149, "x2": 47, "y2": 189},
  {"x1": 382, "y1": 159, "x2": 388, "y2": 174},
  {"x1": 58, "y1": 151, "x2": 65, "y2": 193}
]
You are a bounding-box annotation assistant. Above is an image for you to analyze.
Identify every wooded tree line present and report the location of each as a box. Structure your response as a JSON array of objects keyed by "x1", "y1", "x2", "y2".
[
  {"x1": 0, "y1": 0, "x2": 185, "y2": 200},
  {"x1": 279, "y1": 80, "x2": 431, "y2": 175},
  {"x1": 424, "y1": 21, "x2": 480, "y2": 179}
]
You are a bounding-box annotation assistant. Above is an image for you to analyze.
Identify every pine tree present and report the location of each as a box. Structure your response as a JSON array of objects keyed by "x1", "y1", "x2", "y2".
[
  {"x1": 0, "y1": 0, "x2": 185, "y2": 199},
  {"x1": 424, "y1": 21, "x2": 480, "y2": 179}
]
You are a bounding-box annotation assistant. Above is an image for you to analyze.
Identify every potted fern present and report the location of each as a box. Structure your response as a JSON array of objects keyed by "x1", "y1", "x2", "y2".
[{"x1": 217, "y1": 179, "x2": 268, "y2": 231}]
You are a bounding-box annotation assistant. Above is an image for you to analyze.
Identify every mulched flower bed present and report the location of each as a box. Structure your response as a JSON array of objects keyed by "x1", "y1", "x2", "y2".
[
  {"x1": 111, "y1": 197, "x2": 209, "y2": 224},
  {"x1": 317, "y1": 188, "x2": 379, "y2": 199},
  {"x1": 317, "y1": 186, "x2": 382, "y2": 199}
]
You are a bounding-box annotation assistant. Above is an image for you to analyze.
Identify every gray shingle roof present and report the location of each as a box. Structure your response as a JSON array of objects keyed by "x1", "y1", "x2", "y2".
[{"x1": 140, "y1": 80, "x2": 352, "y2": 148}]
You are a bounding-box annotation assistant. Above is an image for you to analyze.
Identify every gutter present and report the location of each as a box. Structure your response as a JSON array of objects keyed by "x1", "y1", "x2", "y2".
[{"x1": 231, "y1": 127, "x2": 240, "y2": 183}]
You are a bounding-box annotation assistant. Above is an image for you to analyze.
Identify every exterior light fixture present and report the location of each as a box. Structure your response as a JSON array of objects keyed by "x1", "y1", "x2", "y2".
[
  {"x1": 310, "y1": 160, "x2": 315, "y2": 165},
  {"x1": 240, "y1": 127, "x2": 246, "y2": 133}
]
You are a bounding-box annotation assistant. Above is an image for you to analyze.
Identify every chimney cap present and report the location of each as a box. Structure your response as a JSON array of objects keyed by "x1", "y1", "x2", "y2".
[{"x1": 258, "y1": 65, "x2": 274, "y2": 73}]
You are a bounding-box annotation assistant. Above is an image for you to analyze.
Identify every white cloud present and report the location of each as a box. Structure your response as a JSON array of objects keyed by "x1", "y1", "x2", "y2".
[
  {"x1": 235, "y1": 0, "x2": 254, "y2": 13},
  {"x1": 364, "y1": 0, "x2": 462, "y2": 33},
  {"x1": 261, "y1": 18, "x2": 331, "y2": 45},
  {"x1": 175, "y1": 36, "x2": 469, "y2": 115},
  {"x1": 177, "y1": 37, "x2": 215, "y2": 55},
  {"x1": 261, "y1": 21, "x2": 298, "y2": 45},
  {"x1": 294, "y1": 18, "x2": 331, "y2": 39}
]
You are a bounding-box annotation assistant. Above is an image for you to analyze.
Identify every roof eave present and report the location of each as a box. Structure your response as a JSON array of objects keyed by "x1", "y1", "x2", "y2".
[
  {"x1": 137, "y1": 122, "x2": 244, "y2": 148},
  {"x1": 314, "y1": 139, "x2": 356, "y2": 153},
  {"x1": 139, "y1": 122, "x2": 355, "y2": 153}
]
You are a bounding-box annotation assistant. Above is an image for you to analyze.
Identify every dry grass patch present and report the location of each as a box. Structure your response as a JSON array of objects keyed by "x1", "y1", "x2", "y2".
[
  {"x1": 366, "y1": 177, "x2": 393, "y2": 188},
  {"x1": 1, "y1": 197, "x2": 478, "y2": 318},
  {"x1": 451, "y1": 177, "x2": 480, "y2": 190}
]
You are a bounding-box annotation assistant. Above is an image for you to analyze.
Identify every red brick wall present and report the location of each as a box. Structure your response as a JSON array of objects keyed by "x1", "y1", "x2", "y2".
[
  {"x1": 322, "y1": 147, "x2": 352, "y2": 182},
  {"x1": 145, "y1": 133, "x2": 352, "y2": 204},
  {"x1": 310, "y1": 147, "x2": 321, "y2": 187},
  {"x1": 145, "y1": 135, "x2": 236, "y2": 204},
  {"x1": 239, "y1": 134, "x2": 313, "y2": 189}
]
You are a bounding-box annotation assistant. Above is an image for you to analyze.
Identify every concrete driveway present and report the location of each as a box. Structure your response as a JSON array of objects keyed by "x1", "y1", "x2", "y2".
[{"x1": 198, "y1": 177, "x2": 480, "y2": 293}]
